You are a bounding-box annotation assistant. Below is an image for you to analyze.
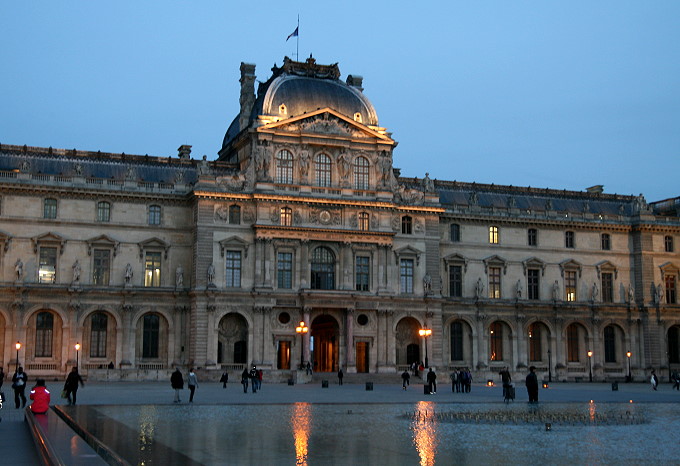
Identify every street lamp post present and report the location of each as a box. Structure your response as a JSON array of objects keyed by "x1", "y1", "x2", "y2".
[
  {"x1": 295, "y1": 321, "x2": 308, "y2": 370},
  {"x1": 75, "y1": 342, "x2": 81, "y2": 370},
  {"x1": 626, "y1": 351, "x2": 632, "y2": 382},
  {"x1": 419, "y1": 328, "x2": 432, "y2": 368},
  {"x1": 15, "y1": 341, "x2": 21, "y2": 372},
  {"x1": 548, "y1": 349, "x2": 552, "y2": 383},
  {"x1": 587, "y1": 350, "x2": 593, "y2": 382}
]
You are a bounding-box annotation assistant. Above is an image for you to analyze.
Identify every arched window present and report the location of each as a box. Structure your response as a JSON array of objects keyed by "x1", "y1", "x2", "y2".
[
  {"x1": 604, "y1": 325, "x2": 616, "y2": 363},
  {"x1": 90, "y1": 312, "x2": 108, "y2": 358},
  {"x1": 97, "y1": 201, "x2": 111, "y2": 222},
  {"x1": 358, "y1": 212, "x2": 369, "y2": 231},
  {"x1": 314, "y1": 153, "x2": 332, "y2": 187},
  {"x1": 35, "y1": 311, "x2": 54, "y2": 357},
  {"x1": 566, "y1": 323, "x2": 580, "y2": 362},
  {"x1": 311, "y1": 246, "x2": 335, "y2": 290},
  {"x1": 280, "y1": 207, "x2": 292, "y2": 226},
  {"x1": 450, "y1": 321, "x2": 463, "y2": 361},
  {"x1": 276, "y1": 150, "x2": 294, "y2": 184},
  {"x1": 229, "y1": 205, "x2": 241, "y2": 224},
  {"x1": 353, "y1": 156, "x2": 370, "y2": 190},
  {"x1": 142, "y1": 314, "x2": 160, "y2": 358}
]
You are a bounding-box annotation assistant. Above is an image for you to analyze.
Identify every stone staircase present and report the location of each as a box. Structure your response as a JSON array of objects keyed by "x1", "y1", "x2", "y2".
[{"x1": 310, "y1": 372, "x2": 423, "y2": 385}]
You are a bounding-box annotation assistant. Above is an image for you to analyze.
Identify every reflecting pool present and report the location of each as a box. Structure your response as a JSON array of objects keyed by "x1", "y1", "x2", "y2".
[{"x1": 59, "y1": 402, "x2": 680, "y2": 465}]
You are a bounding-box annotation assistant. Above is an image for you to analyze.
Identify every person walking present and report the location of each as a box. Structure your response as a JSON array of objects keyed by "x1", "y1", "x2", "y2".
[
  {"x1": 170, "y1": 367, "x2": 184, "y2": 403},
  {"x1": 672, "y1": 370, "x2": 680, "y2": 391},
  {"x1": 449, "y1": 370, "x2": 458, "y2": 393},
  {"x1": 257, "y1": 368, "x2": 263, "y2": 391},
  {"x1": 249, "y1": 366, "x2": 258, "y2": 393},
  {"x1": 187, "y1": 368, "x2": 198, "y2": 402},
  {"x1": 305, "y1": 362, "x2": 312, "y2": 375},
  {"x1": 525, "y1": 366, "x2": 539, "y2": 403},
  {"x1": 220, "y1": 371, "x2": 229, "y2": 389},
  {"x1": 338, "y1": 368, "x2": 344, "y2": 385},
  {"x1": 499, "y1": 366, "x2": 512, "y2": 400},
  {"x1": 426, "y1": 368, "x2": 437, "y2": 394},
  {"x1": 401, "y1": 370, "x2": 410, "y2": 390},
  {"x1": 12, "y1": 366, "x2": 28, "y2": 409},
  {"x1": 29, "y1": 379, "x2": 50, "y2": 414},
  {"x1": 240, "y1": 368, "x2": 249, "y2": 393},
  {"x1": 63, "y1": 367, "x2": 84, "y2": 405},
  {"x1": 651, "y1": 370, "x2": 659, "y2": 391}
]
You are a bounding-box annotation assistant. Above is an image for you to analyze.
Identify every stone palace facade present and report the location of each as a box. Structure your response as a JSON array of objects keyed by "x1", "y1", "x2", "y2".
[{"x1": 1, "y1": 56, "x2": 678, "y2": 382}]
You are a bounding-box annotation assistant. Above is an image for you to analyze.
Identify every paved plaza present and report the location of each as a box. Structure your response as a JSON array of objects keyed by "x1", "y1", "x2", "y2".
[{"x1": 1, "y1": 379, "x2": 678, "y2": 464}]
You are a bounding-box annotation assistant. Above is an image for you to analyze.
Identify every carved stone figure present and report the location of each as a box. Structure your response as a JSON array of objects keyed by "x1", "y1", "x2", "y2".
[
  {"x1": 655, "y1": 283, "x2": 664, "y2": 303},
  {"x1": 298, "y1": 150, "x2": 310, "y2": 177},
  {"x1": 72, "y1": 260, "x2": 81, "y2": 284},
  {"x1": 552, "y1": 280, "x2": 560, "y2": 301},
  {"x1": 14, "y1": 258, "x2": 23, "y2": 281},
  {"x1": 475, "y1": 278, "x2": 484, "y2": 299},
  {"x1": 125, "y1": 263, "x2": 133, "y2": 284},
  {"x1": 628, "y1": 283, "x2": 635, "y2": 304},
  {"x1": 634, "y1": 193, "x2": 648, "y2": 213},
  {"x1": 591, "y1": 283, "x2": 599, "y2": 302},
  {"x1": 175, "y1": 169, "x2": 185, "y2": 183},
  {"x1": 74, "y1": 163, "x2": 83, "y2": 176},
  {"x1": 198, "y1": 155, "x2": 211, "y2": 176},
  {"x1": 515, "y1": 279, "x2": 522, "y2": 299},
  {"x1": 508, "y1": 196, "x2": 517, "y2": 208},
  {"x1": 207, "y1": 263, "x2": 216, "y2": 286},
  {"x1": 338, "y1": 153, "x2": 350, "y2": 180},
  {"x1": 469, "y1": 192, "x2": 478, "y2": 206},
  {"x1": 423, "y1": 274, "x2": 432, "y2": 294},
  {"x1": 378, "y1": 155, "x2": 392, "y2": 186},
  {"x1": 176, "y1": 265, "x2": 184, "y2": 288},
  {"x1": 422, "y1": 173, "x2": 434, "y2": 192},
  {"x1": 125, "y1": 166, "x2": 136, "y2": 180},
  {"x1": 254, "y1": 145, "x2": 270, "y2": 179}
]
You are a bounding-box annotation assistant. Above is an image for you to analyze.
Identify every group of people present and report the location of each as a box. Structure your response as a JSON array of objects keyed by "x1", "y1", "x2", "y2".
[
  {"x1": 0, "y1": 365, "x2": 84, "y2": 414},
  {"x1": 240, "y1": 366, "x2": 263, "y2": 393},
  {"x1": 449, "y1": 368, "x2": 474, "y2": 393},
  {"x1": 170, "y1": 367, "x2": 199, "y2": 403}
]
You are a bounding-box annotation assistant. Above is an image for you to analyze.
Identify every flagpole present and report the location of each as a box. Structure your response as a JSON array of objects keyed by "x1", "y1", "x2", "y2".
[{"x1": 296, "y1": 15, "x2": 299, "y2": 61}]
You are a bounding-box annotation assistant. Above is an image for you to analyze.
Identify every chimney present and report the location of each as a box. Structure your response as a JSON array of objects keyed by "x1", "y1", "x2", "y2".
[
  {"x1": 239, "y1": 63, "x2": 256, "y2": 131},
  {"x1": 177, "y1": 145, "x2": 192, "y2": 160},
  {"x1": 346, "y1": 74, "x2": 364, "y2": 92},
  {"x1": 586, "y1": 185, "x2": 604, "y2": 194}
]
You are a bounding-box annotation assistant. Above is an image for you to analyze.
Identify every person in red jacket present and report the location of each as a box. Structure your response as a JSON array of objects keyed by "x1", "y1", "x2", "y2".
[{"x1": 29, "y1": 379, "x2": 51, "y2": 414}]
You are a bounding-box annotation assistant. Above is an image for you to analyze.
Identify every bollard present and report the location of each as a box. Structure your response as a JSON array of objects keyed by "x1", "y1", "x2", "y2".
[
  {"x1": 322, "y1": 380, "x2": 329, "y2": 388},
  {"x1": 287, "y1": 378, "x2": 294, "y2": 386},
  {"x1": 611, "y1": 381, "x2": 618, "y2": 391},
  {"x1": 365, "y1": 382, "x2": 373, "y2": 391}
]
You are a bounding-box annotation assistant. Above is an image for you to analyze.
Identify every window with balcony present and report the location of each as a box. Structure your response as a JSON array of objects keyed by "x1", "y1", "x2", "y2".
[
  {"x1": 355, "y1": 256, "x2": 370, "y2": 291},
  {"x1": 92, "y1": 249, "x2": 111, "y2": 285},
  {"x1": 311, "y1": 247, "x2": 335, "y2": 290},
  {"x1": 89, "y1": 312, "x2": 108, "y2": 358},
  {"x1": 400, "y1": 259, "x2": 414, "y2": 294},
  {"x1": 144, "y1": 251, "x2": 161, "y2": 287},
  {"x1": 277, "y1": 252, "x2": 293, "y2": 289},
  {"x1": 39, "y1": 246, "x2": 57, "y2": 283},
  {"x1": 225, "y1": 250, "x2": 242, "y2": 287},
  {"x1": 35, "y1": 311, "x2": 54, "y2": 357}
]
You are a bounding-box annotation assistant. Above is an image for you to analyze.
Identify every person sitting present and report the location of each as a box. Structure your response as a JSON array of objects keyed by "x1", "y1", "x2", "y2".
[{"x1": 30, "y1": 379, "x2": 51, "y2": 414}]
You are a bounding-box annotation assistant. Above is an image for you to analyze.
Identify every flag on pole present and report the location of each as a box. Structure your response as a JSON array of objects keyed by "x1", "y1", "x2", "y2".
[{"x1": 286, "y1": 26, "x2": 298, "y2": 41}]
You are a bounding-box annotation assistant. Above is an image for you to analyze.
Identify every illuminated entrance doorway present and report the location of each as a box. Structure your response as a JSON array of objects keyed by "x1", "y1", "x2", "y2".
[
  {"x1": 356, "y1": 342, "x2": 369, "y2": 373},
  {"x1": 311, "y1": 314, "x2": 339, "y2": 372}
]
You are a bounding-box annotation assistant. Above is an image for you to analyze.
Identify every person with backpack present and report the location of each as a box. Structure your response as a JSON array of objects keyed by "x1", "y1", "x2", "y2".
[{"x1": 12, "y1": 366, "x2": 28, "y2": 409}]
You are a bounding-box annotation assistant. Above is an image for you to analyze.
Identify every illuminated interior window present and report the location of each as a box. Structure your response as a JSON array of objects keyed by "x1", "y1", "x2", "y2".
[
  {"x1": 353, "y1": 156, "x2": 369, "y2": 189},
  {"x1": 354, "y1": 112, "x2": 362, "y2": 123},
  {"x1": 358, "y1": 212, "x2": 369, "y2": 231},
  {"x1": 144, "y1": 251, "x2": 161, "y2": 287},
  {"x1": 489, "y1": 226, "x2": 499, "y2": 244},
  {"x1": 565, "y1": 270, "x2": 577, "y2": 301},
  {"x1": 279, "y1": 104, "x2": 287, "y2": 115},
  {"x1": 280, "y1": 207, "x2": 292, "y2": 226},
  {"x1": 39, "y1": 246, "x2": 57, "y2": 283}
]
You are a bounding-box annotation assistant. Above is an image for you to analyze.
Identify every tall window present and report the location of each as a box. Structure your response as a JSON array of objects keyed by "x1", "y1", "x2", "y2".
[
  {"x1": 400, "y1": 259, "x2": 414, "y2": 294},
  {"x1": 93, "y1": 249, "x2": 111, "y2": 285},
  {"x1": 276, "y1": 150, "x2": 294, "y2": 184},
  {"x1": 35, "y1": 311, "x2": 54, "y2": 357},
  {"x1": 280, "y1": 207, "x2": 292, "y2": 226},
  {"x1": 490, "y1": 322, "x2": 503, "y2": 361},
  {"x1": 527, "y1": 269, "x2": 540, "y2": 300},
  {"x1": 277, "y1": 252, "x2": 293, "y2": 289},
  {"x1": 450, "y1": 322, "x2": 463, "y2": 361},
  {"x1": 528, "y1": 228, "x2": 538, "y2": 246},
  {"x1": 450, "y1": 224, "x2": 460, "y2": 242},
  {"x1": 489, "y1": 226, "x2": 499, "y2": 244},
  {"x1": 225, "y1": 251, "x2": 242, "y2": 287},
  {"x1": 565, "y1": 231, "x2": 575, "y2": 248},
  {"x1": 355, "y1": 256, "x2": 370, "y2": 291},
  {"x1": 529, "y1": 323, "x2": 542, "y2": 361},
  {"x1": 229, "y1": 205, "x2": 241, "y2": 225},
  {"x1": 601, "y1": 233, "x2": 611, "y2": 250},
  {"x1": 353, "y1": 156, "x2": 370, "y2": 189},
  {"x1": 565, "y1": 271, "x2": 577, "y2": 301},
  {"x1": 90, "y1": 312, "x2": 108, "y2": 358},
  {"x1": 358, "y1": 212, "x2": 369, "y2": 231},
  {"x1": 601, "y1": 272, "x2": 613, "y2": 303},
  {"x1": 142, "y1": 314, "x2": 160, "y2": 358},
  {"x1": 314, "y1": 153, "x2": 332, "y2": 187},
  {"x1": 488, "y1": 266, "x2": 501, "y2": 299},
  {"x1": 97, "y1": 201, "x2": 111, "y2": 222},
  {"x1": 148, "y1": 205, "x2": 161, "y2": 225},
  {"x1": 665, "y1": 235, "x2": 674, "y2": 253},
  {"x1": 144, "y1": 252, "x2": 161, "y2": 287},
  {"x1": 567, "y1": 324, "x2": 579, "y2": 362},
  {"x1": 43, "y1": 198, "x2": 57, "y2": 219},
  {"x1": 604, "y1": 325, "x2": 616, "y2": 363},
  {"x1": 666, "y1": 274, "x2": 677, "y2": 304},
  {"x1": 311, "y1": 247, "x2": 335, "y2": 290},
  {"x1": 38, "y1": 246, "x2": 57, "y2": 283},
  {"x1": 401, "y1": 216, "x2": 412, "y2": 234},
  {"x1": 449, "y1": 265, "x2": 462, "y2": 298}
]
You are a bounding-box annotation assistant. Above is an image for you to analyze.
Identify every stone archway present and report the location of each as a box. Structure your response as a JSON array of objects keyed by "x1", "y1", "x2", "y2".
[
  {"x1": 395, "y1": 317, "x2": 421, "y2": 367},
  {"x1": 218, "y1": 313, "x2": 249, "y2": 366},
  {"x1": 311, "y1": 314, "x2": 339, "y2": 372}
]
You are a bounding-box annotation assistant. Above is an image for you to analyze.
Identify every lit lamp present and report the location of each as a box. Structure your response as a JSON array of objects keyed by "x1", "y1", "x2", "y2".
[
  {"x1": 626, "y1": 351, "x2": 632, "y2": 382},
  {"x1": 15, "y1": 341, "x2": 21, "y2": 371},
  {"x1": 75, "y1": 342, "x2": 81, "y2": 370},
  {"x1": 587, "y1": 350, "x2": 593, "y2": 382},
  {"x1": 419, "y1": 328, "x2": 432, "y2": 368},
  {"x1": 295, "y1": 321, "x2": 308, "y2": 370},
  {"x1": 487, "y1": 380, "x2": 494, "y2": 387},
  {"x1": 542, "y1": 382, "x2": 549, "y2": 389}
]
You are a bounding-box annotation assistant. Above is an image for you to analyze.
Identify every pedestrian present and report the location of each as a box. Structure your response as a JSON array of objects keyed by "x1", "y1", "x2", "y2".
[
  {"x1": 29, "y1": 379, "x2": 50, "y2": 414},
  {"x1": 170, "y1": 367, "x2": 184, "y2": 403},
  {"x1": 464, "y1": 368, "x2": 473, "y2": 393},
  {"x1": 0, "y1": 366, "x2": 4, "y2": 391},
  {"x1": 306, "y1": 362, "x2": 312, "y2": 375},
  {"x1": 525, "y1": 366, "x2": 539, "y2": 403},
  {"x1": 450, "y1": 370, "x2": 458, "y2": 392},
  {"x1": 401, "y1": 370, "x2": 410, "y2": 390},
  {"x1": 12, "y1": 366, "x2": 28, "y2": 409},
  {"x1": 426, "y1": 368, "x2": 437, "y2": 394},
  {"x1": 257, "y1": 368, "x2": 263, "y2": 390},
  {"x1": 338, "y1": 368, "x2": 344, "y2": 385},
  {"x1": 220, "y1": 371, "x2": 229, "y2": 389},
  {"x1": 187, "y1": 368, "x2": 198, "y2": 402},
  {"x1": 499, "y1": 366, "x2": 512, "y2": 400},
  {"x1": 241, "y1": 368, "x2": 249, "y2": 393},
  {"x1": 249, "y1": 366, "x2": 258, "y2": 393},
  {"x1": 672, "y1": 370, "x2": 680, "y2": 391},
  {"x1": 63, "y1": 367, "x2": 84, "y2": 405},
  {"x1": 651, "y1": 370, "x2": 659, "y2": 391}
]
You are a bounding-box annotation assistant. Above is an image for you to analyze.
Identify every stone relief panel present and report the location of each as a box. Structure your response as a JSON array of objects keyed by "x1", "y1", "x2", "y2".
[{"x1": 309, "y1": 208, "x2": 341, "y2": 226}]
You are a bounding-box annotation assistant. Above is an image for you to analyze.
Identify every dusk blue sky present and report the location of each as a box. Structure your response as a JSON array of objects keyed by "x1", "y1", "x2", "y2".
[{"x1": 2, "y1": 2, "x2": 678, "y2": 201}]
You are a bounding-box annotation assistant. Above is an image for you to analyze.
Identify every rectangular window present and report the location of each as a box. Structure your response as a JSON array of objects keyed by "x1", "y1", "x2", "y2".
[
  {"x1": 489, "y1": 226, "x2": 499, "y2": 244},
  {"x1": 601, "y1": 272, "x2": 613, "y2": 303},
  {"x1": 567, "y1": 325, "x2": 579, "y2": 362},
  {"x1": 401, "y1": 216, "x2": 412, "y2": 235},
  {"x1": 280, "y1": 207, "x2": 292, "y2": 226},
  {"x1": 490, "y1": 322, "x2": 503, "y2": 361},
  {"x1": 97, "y1": 201, "x2": 111, "y2": 222},
  {"x1": 601, "y1": 233, "x2": 611, "y2": 250},
  {"x1": 89, "y1": 314, "x2": 108, "y2": 358},
  {"x1": 604, "y1": 326, "x2": 616, "y2": 363},
  {"x1": 565, "y1": 231, "x2": 575, "y2": 248},
  {"x1": 35, "y1": 313, "x2": 53, "y2": 358},
  {"x1": 529, "y1": 324, "x2": 542, "y2": 361},
  {"x1": 528, "y1": 228, "x2": 538, "y2": 246},
  {"x1": 225, "y1": 251, "x2": 242, "y2": 287},
  {"x1": 450, "y1": 224, "x2": 460, "y2": 242},
  {"x1": 355, "y1": 256, "x2": 370, "y2": 291},
  {"x1": 92, "y1": 249, "x2": 111, "y2": 285},
  {"x1": 144, "y1": 252, "x2": 162, "y2": 287},
  {"x1": 277, "y1": 252, "x2": 293, "y2": 289},
  {"x1": 449, "y1": 265, "x2": 462, "y2": 297},
  {"x1": 400, "y1": 259, "x2": 414, "y2": 294},
  {"x1": 43, "y1": 198, "x2": 57, "y2": 219},
  {"x1": 665, "y1": 236, "x2": 674, "y2": 253},
  {"x1": 450, "y1": 322, "x2": 463, "y2": 361},
  {"x1": 666, "y1": 275, "x2": 677, "y2": 304},
  {"x1": 38, "y1": 246, "x2": 57, "y2": 283},
  {"x1": 527, "y1": 269, "x2": 540, "y2": 300},
  {"x1": 565, "y1": 271, "x2": 577, "y2": 301},
  {"x1": 488, "y1": 266, "x2": 501, "y2": 299},
  {"x1": 148, "y1": 205, "x2": 161, "y2": 225}
]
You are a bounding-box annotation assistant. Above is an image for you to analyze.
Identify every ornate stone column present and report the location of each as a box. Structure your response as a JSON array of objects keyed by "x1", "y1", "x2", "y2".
[
  {"x1": 346, "y1": 308, "x2": 355, "y2": 372},
  {"x1": 299, "y1": 240, "x2": 309, "y2": 289},
  {"x1": 303, "y1": 307, "x2": 311, "y2": 364},
  {"x1": 120, "y1": 304, "x2": 134, "y2": 367}
]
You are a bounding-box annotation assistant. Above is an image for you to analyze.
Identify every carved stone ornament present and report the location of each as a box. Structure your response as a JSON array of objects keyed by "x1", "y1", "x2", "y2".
[
  {"x1": 243, "y1": 207, "x2": 255, "y2": 223},
  {"x1": 214, "y1": 205, "x2": 229, "y2": 222},
  {"x1": 395, "y1": 185, "x2": 424, "y2": 205},
  {"x1": 216, "y1": 173, "x2": 247, "y2": 192},
  {"x1": 270, "y1": 207, "x2": 280, "y2": 223},
  {"x1": 285, "y1": 113, "x2": 364, "y2": 138}
]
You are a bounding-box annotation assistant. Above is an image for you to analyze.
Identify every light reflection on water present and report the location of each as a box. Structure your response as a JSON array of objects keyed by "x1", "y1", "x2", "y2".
[
  {"x1": 290, "y1": 403, "x2": 311, "y2": 465},
  {"x1": 411, "y1": 401, "x2": 438, "y2": 466}
]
